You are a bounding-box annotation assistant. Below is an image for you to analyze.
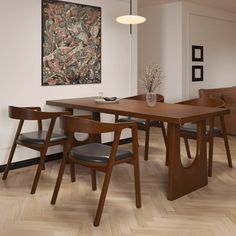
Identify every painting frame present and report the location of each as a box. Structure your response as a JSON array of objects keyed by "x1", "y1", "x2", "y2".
[
  {"x1": 192, "y1": 65, "x2": 203, "y2": 82},
  {"x1": 41, "y1": 0, "x2": 101, "y2": 86},
  {"x1": 192, "y1": 45, "x2": 203, "y2": 62}
]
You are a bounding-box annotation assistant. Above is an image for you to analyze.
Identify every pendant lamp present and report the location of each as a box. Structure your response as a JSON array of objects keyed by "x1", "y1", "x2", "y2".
[{"x1": 116, "y1": 0, "x2": 146, "y2": 25}]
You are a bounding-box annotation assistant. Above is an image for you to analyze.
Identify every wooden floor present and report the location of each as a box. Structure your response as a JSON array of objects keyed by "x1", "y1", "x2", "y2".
[{"x1": 1, "y1": 128, "x2": 236, "y2": 236}]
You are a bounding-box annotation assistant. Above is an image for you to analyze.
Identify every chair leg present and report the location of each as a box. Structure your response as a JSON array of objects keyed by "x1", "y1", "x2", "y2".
[
  {"x1": 31, "y1": 150, "x2": 47, "y2": 194},
  {"x1": 94, "y1": 167, "x2": 113, "y2": 227},
  {"x1": 220, "y1": 116, "x2": 233, "y2": 168},
  {"x1": 2, "y1": 143, "x2": 17, "y2": 180},
  {"x1": 208, "y1": 118, "x2": 215, "y2": 177},
  {"x1": 183, "y1": 138, "x2": 192, "y2": 159},
  {"x1": 70, "y1": 161, "x2": 76, "y2": 182},
  {"x1": 3, "y1": 120, "x2": 23, "y2": 180},
  {"x1": 133, "y1": 157, "x2": 141, "y2": 208},
  {"x1": 42, "y1": 163, "x2": 46, "y2": 170},
  {"x1": 51, "y1": 150, "x2": 68, "y2": 205},
  {"x1": 144, "y1": 125, "x2": 150, "y2": 161},
  {"x1": 91, "y1": 169, "x2": 97, "y2": 191}
]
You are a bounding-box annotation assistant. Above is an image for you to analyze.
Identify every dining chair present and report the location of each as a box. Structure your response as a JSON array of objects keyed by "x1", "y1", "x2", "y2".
[
  {"x1": 51, "y1": 115, "x2": 141, "y2": 226},
  {"x1": 115, "y1": 94, "x2": 167, "y2": 161},
  {"x1": 2, "y1": 106, "x2": 70, "y2": 194},
  {"x1": 178, "y1": 98, "x2": 232, "y2": 177}
]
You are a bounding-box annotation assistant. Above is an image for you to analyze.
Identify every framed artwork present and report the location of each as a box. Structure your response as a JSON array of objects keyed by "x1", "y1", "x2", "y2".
[
  {"x1": 192, "y1": 45, "x2": 203, "y2": 62},
  {"x1": 42, "y1": 0, "x2": 101, "y2": 86},
  {"x1": 192, "y1": 65, "x2": 203, "y2": 82}
]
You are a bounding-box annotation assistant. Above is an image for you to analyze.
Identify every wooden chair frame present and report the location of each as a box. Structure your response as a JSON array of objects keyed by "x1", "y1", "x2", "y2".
[
  {"x1": 3, "y1": 106, "x2": 70, "y2": 194},
  {"x1": 178, "y1": 98, "x2": 232, "y2": 176},
  {"x1": 115, "y1": 94, "x2": 167, "y2": 161},
  {"x1": 51, "y1": 116, "x2": 141, "y2": 226}
]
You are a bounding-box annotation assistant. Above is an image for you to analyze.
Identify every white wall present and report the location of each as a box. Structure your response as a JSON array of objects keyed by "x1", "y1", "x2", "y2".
[
  {"x1": 138, "y1": 1, "x2": 236, "y2": 101},
  {"x1": 182, "y1": 2, "x2": 236, "y2": 98},
  {"x1": 0, "y1": 0, "x2": 137, "y2": 165},
  {"x1": 138, "y1": 2, "x2": 183, "y2": 102}
]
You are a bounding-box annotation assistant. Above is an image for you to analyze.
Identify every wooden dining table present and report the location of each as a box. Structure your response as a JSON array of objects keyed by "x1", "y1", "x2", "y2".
[{"x1": 46, "y1": 97, "x2": 230, "y2": 201}]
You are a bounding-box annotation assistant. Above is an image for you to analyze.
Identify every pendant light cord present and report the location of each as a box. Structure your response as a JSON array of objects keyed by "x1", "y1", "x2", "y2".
[
  {"x1": 130, "y1": 0, "x2": 132, "y2": 34},
  {"x1": 130, "y1": 0, "x2": 132, "y2": 15}
]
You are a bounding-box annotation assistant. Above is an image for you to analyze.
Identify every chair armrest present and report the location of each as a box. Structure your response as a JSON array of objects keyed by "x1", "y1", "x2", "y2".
[
  {"x1": 47, "y1": 111, "x2": 72, "y2": 119},
  {"x1": 23, "y1": 107, "x2": 41, "y2": 111}
]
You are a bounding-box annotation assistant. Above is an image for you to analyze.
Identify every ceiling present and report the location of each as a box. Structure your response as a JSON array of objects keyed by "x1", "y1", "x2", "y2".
[{"x1": 138, "y1": 0, "x2": 236, "y2": 14}]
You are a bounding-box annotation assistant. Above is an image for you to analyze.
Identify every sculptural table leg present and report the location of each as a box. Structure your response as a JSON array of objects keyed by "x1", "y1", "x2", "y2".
[{"x1": 167, "y1": 121, "x2": 208, "y2": 201}]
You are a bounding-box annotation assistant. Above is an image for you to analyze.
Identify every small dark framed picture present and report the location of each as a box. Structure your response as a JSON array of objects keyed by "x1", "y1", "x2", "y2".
[
  {"x1": 192, "y1": 45, "x2": 203, "y2": 61},
  {"x1": 192, "y1": 65, "x2": 203, "y2": 82}
]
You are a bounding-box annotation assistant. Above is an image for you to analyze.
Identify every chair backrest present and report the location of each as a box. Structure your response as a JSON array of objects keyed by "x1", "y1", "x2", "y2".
[
  {"x1": 60, "y1": 115, "x2": 137, "y2": 134},
  {"x1": 177, "y1": 98, "x2": 225, "y2": 108},
  {"x1": 9, "y1": 106, "x2": 69, "y2": 120},
  {"x1": 9, "y1": 106, "x2": 71, "y2": 134},
  {"x1": 199, "y1": 87, "x2": 235, "y2": 99},
  {"x1": 125, "y1": 94, "x2": 164, "y2": 102}
]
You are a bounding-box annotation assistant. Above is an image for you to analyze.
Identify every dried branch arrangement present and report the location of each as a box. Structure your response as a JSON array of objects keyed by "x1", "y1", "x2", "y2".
[{"x1": 141, "y1": 63, "x2": 164, "y2": 92}]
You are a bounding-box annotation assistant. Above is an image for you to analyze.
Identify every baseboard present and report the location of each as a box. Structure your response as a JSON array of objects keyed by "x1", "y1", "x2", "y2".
[
  {"x1": 0, "y1": 153, "x2": 63, "y2": 173},
  {"x1": 0, "y1": 138, "x2": 132, "y2": 173}
]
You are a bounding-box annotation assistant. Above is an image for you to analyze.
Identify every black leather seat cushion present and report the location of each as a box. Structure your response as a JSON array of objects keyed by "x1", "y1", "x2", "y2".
[
  {"x1": 70, "y1": 143, "x2": 133, "y2": 163},
  {"x1": 118, "y1": 117, "x2": 146, "y2": 125},
  {"x1": 118, "y1": 117, "x2": 161, "y2": 126},
  {"x1": 180, "y1": 123, "x2": 221, "y2": 134},
  {"x1": 18, "y1": 131, "x2": 67, "y2": 144}
]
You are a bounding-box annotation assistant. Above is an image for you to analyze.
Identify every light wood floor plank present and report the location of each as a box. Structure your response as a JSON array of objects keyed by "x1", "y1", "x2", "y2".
[{"x1": 0, "y1": 128, "x2": 236, "y2": 235}]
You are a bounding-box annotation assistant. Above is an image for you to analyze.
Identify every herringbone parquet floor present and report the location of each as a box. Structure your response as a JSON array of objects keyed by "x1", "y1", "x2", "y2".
[{"x1": 1, "y1": 129, "x2": 236, "y2": 236}]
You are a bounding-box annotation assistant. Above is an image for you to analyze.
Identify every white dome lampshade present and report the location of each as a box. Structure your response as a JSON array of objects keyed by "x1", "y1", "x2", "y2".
[
  {"x1": 116, "y1": 15, "x2": 146, "y2": 25},
  {"x1": 116, "y1": 0, "x2": 146, "y2": 25}
]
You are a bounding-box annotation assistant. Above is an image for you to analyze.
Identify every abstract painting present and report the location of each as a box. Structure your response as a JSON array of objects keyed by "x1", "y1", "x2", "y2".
[{"x1": 42, "y1": 0, "x2": 101, "y2": 86}]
